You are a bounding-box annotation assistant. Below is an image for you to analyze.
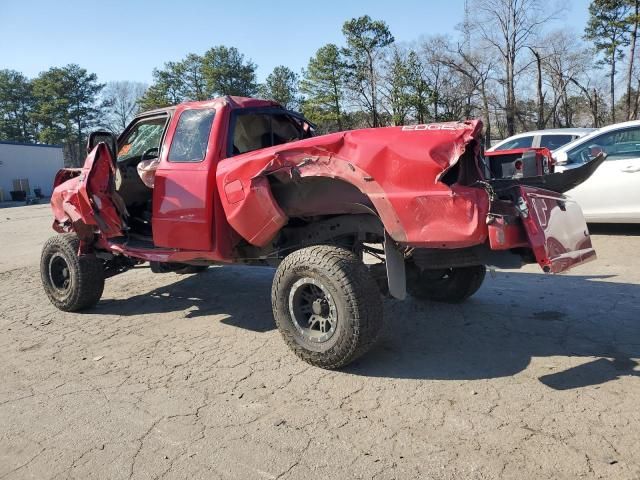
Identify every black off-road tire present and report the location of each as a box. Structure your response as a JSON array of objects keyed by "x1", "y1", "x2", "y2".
[
  {"x1": 40, "y1": 233, "x2": 105, "y2": 312},
  {"x1": 407, "y1": 265, "x2": 486, "y2": 303},
  {"x1": 272, "y1": 245, "x2": 383, "y2": 369}
]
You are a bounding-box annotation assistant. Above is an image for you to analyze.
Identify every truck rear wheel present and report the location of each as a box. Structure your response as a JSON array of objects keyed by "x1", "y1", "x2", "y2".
[
  {"x1": 40, "y1": 233, "x2": 105, "y2": 312},
  {"x1": 272, "y1": 245, "x2": 383, "y2": 369},
  {"x1": 407, "y1": 265, "x2": 486, "y2": 303}
]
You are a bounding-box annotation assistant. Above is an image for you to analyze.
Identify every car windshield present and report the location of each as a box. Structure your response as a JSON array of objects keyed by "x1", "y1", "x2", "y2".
[
  {"x1": 539, "y1": 134, "x2": 575, "y2": 150},
  {"x1": 494, "y1": 136, "x2": 533, "y2": 150},
  {"x1": 566, "y1": 127, "x2": 640, "y2": 164},
  {"x1": 117, "y1": 117, "x2": 167, "y2": 162}
]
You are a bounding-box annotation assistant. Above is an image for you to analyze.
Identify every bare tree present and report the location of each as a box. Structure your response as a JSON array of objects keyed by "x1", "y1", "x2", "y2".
[
  {"x1": 570, "y1": 76, "x2": 609, "y2": 127},
  {"x1": 434, "y1": 40, "x2": 496, "y2": 145},
  {"x1": 471, "y1": 0, "x2": 556, "y2": 136},
  {"x1": 420, "y1": 36, "x2": 450, "y2": 122},
  {"x1": 541, "y1": 31, "x2": 592, "y2": 127},
  {"x1": 627, "y1": 0, "x2": 640, "y2": 119},
  {"x1": 103, "y1": 81, "x2": 147, "y2": 134}
]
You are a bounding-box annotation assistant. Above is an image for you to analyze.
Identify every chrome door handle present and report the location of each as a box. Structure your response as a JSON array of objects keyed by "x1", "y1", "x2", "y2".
[{"x1": 621, "y1": 166, "x2": 640, "y2": 173}]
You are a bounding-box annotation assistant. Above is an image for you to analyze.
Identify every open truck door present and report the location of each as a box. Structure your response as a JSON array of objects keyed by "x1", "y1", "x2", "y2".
[{"x1": 51, "y1": 142, "x2": 124, "y2": 240}]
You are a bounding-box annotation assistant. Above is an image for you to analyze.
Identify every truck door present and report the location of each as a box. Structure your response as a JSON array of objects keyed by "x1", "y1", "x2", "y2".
[{"x1": 152, "y1": 108, "x2": 217, "y2": 250}]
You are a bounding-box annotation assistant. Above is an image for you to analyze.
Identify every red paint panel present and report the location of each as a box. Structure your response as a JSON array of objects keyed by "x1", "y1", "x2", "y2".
[
  {"x1": 518, "y1": 186, "x2": 596, "y2": 273},
  {"x1": 50, "y1": 143, "x2": 123, "y2": 238},
  {"x1": 217, "y1": 120, "x2": 488, "y2": 248},
  {"x1": 488, "y1": 218, "x2": 529, "y2": 250},
  {"x1": 224, "y1": 179, "x2": 245, "y2": 204}
]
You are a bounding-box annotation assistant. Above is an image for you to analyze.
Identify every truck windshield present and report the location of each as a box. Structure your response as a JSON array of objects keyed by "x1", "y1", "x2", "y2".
[{"x1": 117, "y1": 117, "x2": 167, "y2": 162}]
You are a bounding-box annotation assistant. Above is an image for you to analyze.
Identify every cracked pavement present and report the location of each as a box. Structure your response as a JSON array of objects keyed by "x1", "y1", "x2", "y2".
[{"x1": 1, "y1": 204, "x2": 639, "y2": 479}]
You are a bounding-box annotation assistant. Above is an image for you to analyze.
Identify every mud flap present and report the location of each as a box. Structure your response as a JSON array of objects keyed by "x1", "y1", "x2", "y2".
[{"x1": 384, "y1": 231, "x2": 406, "y2": 300}]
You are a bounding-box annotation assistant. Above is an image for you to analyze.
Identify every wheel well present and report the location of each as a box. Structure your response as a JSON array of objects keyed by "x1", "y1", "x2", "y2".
[{"x1": 269, "y1": 176, "x2": 375, "y2": 218}]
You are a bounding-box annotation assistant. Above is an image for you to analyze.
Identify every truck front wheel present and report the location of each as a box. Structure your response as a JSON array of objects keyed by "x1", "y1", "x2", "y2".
[
  {"x1": 40, "y1": 233, "x2": 105, "y2": 312},
  {"x1": 272, "y1": 245, "x2": 383, "y2": 369},
  {"x1": 407, "y1": 265, "x2": 486, "y2": 303}
]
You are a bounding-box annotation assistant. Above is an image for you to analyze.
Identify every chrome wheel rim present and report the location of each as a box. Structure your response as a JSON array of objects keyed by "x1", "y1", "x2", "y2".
[{"x1": 288, "y1": 277, "x2": 338, "y2": 343}]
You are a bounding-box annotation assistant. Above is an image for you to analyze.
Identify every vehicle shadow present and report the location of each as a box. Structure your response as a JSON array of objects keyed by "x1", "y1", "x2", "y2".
[
  {"x1": 92, "y1": 265, "x2": 276, "y2": 333},
  {"x1": 347, "y1": 271, "x2": 639, "y2": 389},
  {"x1": 90, "y1": 266, "x2": 639, "y2": 389},
  {"x1": 588, "y1": 223, "x2": 640, "y2": 236}
]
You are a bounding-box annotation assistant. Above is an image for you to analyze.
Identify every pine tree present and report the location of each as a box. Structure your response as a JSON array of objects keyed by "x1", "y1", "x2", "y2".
[
  {"x1": 342, "y1": 16, "x2": 395, "y2": 127},
  {"x1": 31, "y1": 64, "x2": 105, "y2": 165},
  {"x1": 585, "y1": 0, "x2": 632, "y2": 122},
  {"x1": 300, "y1": 44, "x2": 346, "y2": 131},
  {"x1": 258, "y1": 66, "x2": 299, "y2": 109},
  {"x1": 201, "y1": 46, "x2": 258, "y2": 97},
  {"x1": 0, "y1": 69, "x2": 36, "y2": 142}
]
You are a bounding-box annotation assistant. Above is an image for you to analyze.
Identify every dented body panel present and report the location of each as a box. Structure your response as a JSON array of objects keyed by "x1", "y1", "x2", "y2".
[
  {"x1": 51, "y1": 143, "x2": 123, "y2": 240},
  {"x1": 216, "y1": 120, "x2": 488, "y2": 249},
  {"x1": 517, "y1": 186, "x2": 596, "y2": 273}
]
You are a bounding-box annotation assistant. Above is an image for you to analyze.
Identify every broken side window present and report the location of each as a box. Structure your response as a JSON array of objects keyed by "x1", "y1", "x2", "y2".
[
  {"x1": 168, "y1": 109, "x2": 216, "y2": 162},
  {"x1": 230, "y1": 111, "x2": 306, "y2": 156}
]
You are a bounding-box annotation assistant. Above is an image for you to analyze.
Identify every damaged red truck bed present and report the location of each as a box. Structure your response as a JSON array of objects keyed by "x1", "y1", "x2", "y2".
[{"x1": 42, "y1": 96, "x2": 598, "y2": 368}]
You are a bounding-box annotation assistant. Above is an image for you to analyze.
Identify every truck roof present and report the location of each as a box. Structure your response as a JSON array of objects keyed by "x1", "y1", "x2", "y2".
[{"x1": 137, "y1": 96, "x2": 282, "y2": 118}]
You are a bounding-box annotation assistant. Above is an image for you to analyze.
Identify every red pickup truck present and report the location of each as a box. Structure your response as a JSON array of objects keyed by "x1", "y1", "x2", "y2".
[{"x1": 42, "y1": 96, "x2": 599, "y2": 368}]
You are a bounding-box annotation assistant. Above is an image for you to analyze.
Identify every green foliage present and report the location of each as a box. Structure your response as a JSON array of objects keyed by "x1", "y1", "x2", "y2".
[
  {"x1": 405, "y1": 51, "x2": 432, "y2": 124},
  {"x1": 139, "y1": 46, "x2": 258, "y2": 111},
  {"x1": 585, "y1": 0, "x2": 631, "y2": 60},
  {"x1": 382, "y1": 48, "x2": 415, "y2": 125},
  {"x1": 342, "y1": 15, "x2": 395, "y2": 56},
  {"x1": 202, "y1": 46, "x2": 258, "y2": 97},
  {"x1": 0, "y1": 69, "x2": 35, "y2": 142},
  {"x1": 31, "y1": 64, "x2": 105, "y2": 163},
  {"x1": 258, "y1": 66, "x2": 299, "y2": 109},
  {"x1": 585, "y1": 0, "x2": 632, "y2": 120},
  {"x1": 342, "y1": 15, "x2": 395, "y2": 127},
  {"x1": 300, "y1": 44, "x2": 347, "y2": 131}
]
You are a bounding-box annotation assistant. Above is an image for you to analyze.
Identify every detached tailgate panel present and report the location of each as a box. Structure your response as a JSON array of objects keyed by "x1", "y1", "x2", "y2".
[{"x1": 518, "y1": 186, "x2": 596, "y2": 273}]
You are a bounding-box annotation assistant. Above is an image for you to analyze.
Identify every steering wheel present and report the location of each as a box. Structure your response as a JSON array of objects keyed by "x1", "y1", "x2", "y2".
[{"x1": 141, "y1": 147, "x2": 159, "y2": 160}]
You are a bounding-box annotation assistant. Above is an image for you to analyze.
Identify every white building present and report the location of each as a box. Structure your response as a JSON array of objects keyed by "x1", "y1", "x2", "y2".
[{"x1": 0, "y1": 141, "x2": 64, "y2": 201}]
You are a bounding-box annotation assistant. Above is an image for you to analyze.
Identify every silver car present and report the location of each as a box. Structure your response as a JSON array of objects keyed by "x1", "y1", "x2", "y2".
[{"x1": 487, "y1": 128, "x2": 595, "y2": 152}]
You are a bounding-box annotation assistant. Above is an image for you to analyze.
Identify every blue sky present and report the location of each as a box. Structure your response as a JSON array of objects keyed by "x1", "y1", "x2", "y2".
[{"x1": 1, "y1": 0, "x2": 592, "y2": 84}]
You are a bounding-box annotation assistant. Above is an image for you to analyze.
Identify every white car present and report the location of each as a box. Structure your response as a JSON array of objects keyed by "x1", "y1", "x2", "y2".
[
  {"x1": 553, "y1": 121, "x2": 640, "y2": 223},
  {"x1": 488, "y1": 128, "x2": 595, "y2": 152}
]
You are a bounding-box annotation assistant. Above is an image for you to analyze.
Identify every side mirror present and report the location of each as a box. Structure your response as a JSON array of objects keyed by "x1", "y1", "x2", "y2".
[
  {"x1": 87, "y1": 130, "x2": 117, "y2": 160},
  {"x1": 554, "y1": 150, "x2": 569, "y2": 165}
]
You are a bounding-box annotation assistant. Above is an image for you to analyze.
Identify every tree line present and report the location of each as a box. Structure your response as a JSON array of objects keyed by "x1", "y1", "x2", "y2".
[{"x1": 2, "y1": 0, "x2": 640, "y2": 166}]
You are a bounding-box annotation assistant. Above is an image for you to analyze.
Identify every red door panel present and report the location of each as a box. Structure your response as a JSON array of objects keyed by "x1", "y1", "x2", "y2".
[
  {"x1": 153, "y1": 167, "x2": 214, "y2": 251},
  {"x1": 151, "y1": 106, "x2": 221, "y2": 252}
]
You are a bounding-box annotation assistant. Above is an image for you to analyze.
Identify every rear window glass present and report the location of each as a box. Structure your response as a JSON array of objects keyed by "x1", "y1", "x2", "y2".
[
  {"x1": 494, "y1": 136, "x2": 533, "y2": 150},
  {"x1": 168, "y1": 109, "x2": 215, "y2": 162},
  {"x1": 230, "y1": 111, "x2": 306, "y2": 156},
  {"x1": 539, "y1": 134, "x2": 574, "y2": 150}
]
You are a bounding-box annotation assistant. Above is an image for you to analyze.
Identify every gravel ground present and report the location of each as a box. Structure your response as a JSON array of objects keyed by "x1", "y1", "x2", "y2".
[{"x1": 1, "y1": 204, "x2": 639, "y2": 479}]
